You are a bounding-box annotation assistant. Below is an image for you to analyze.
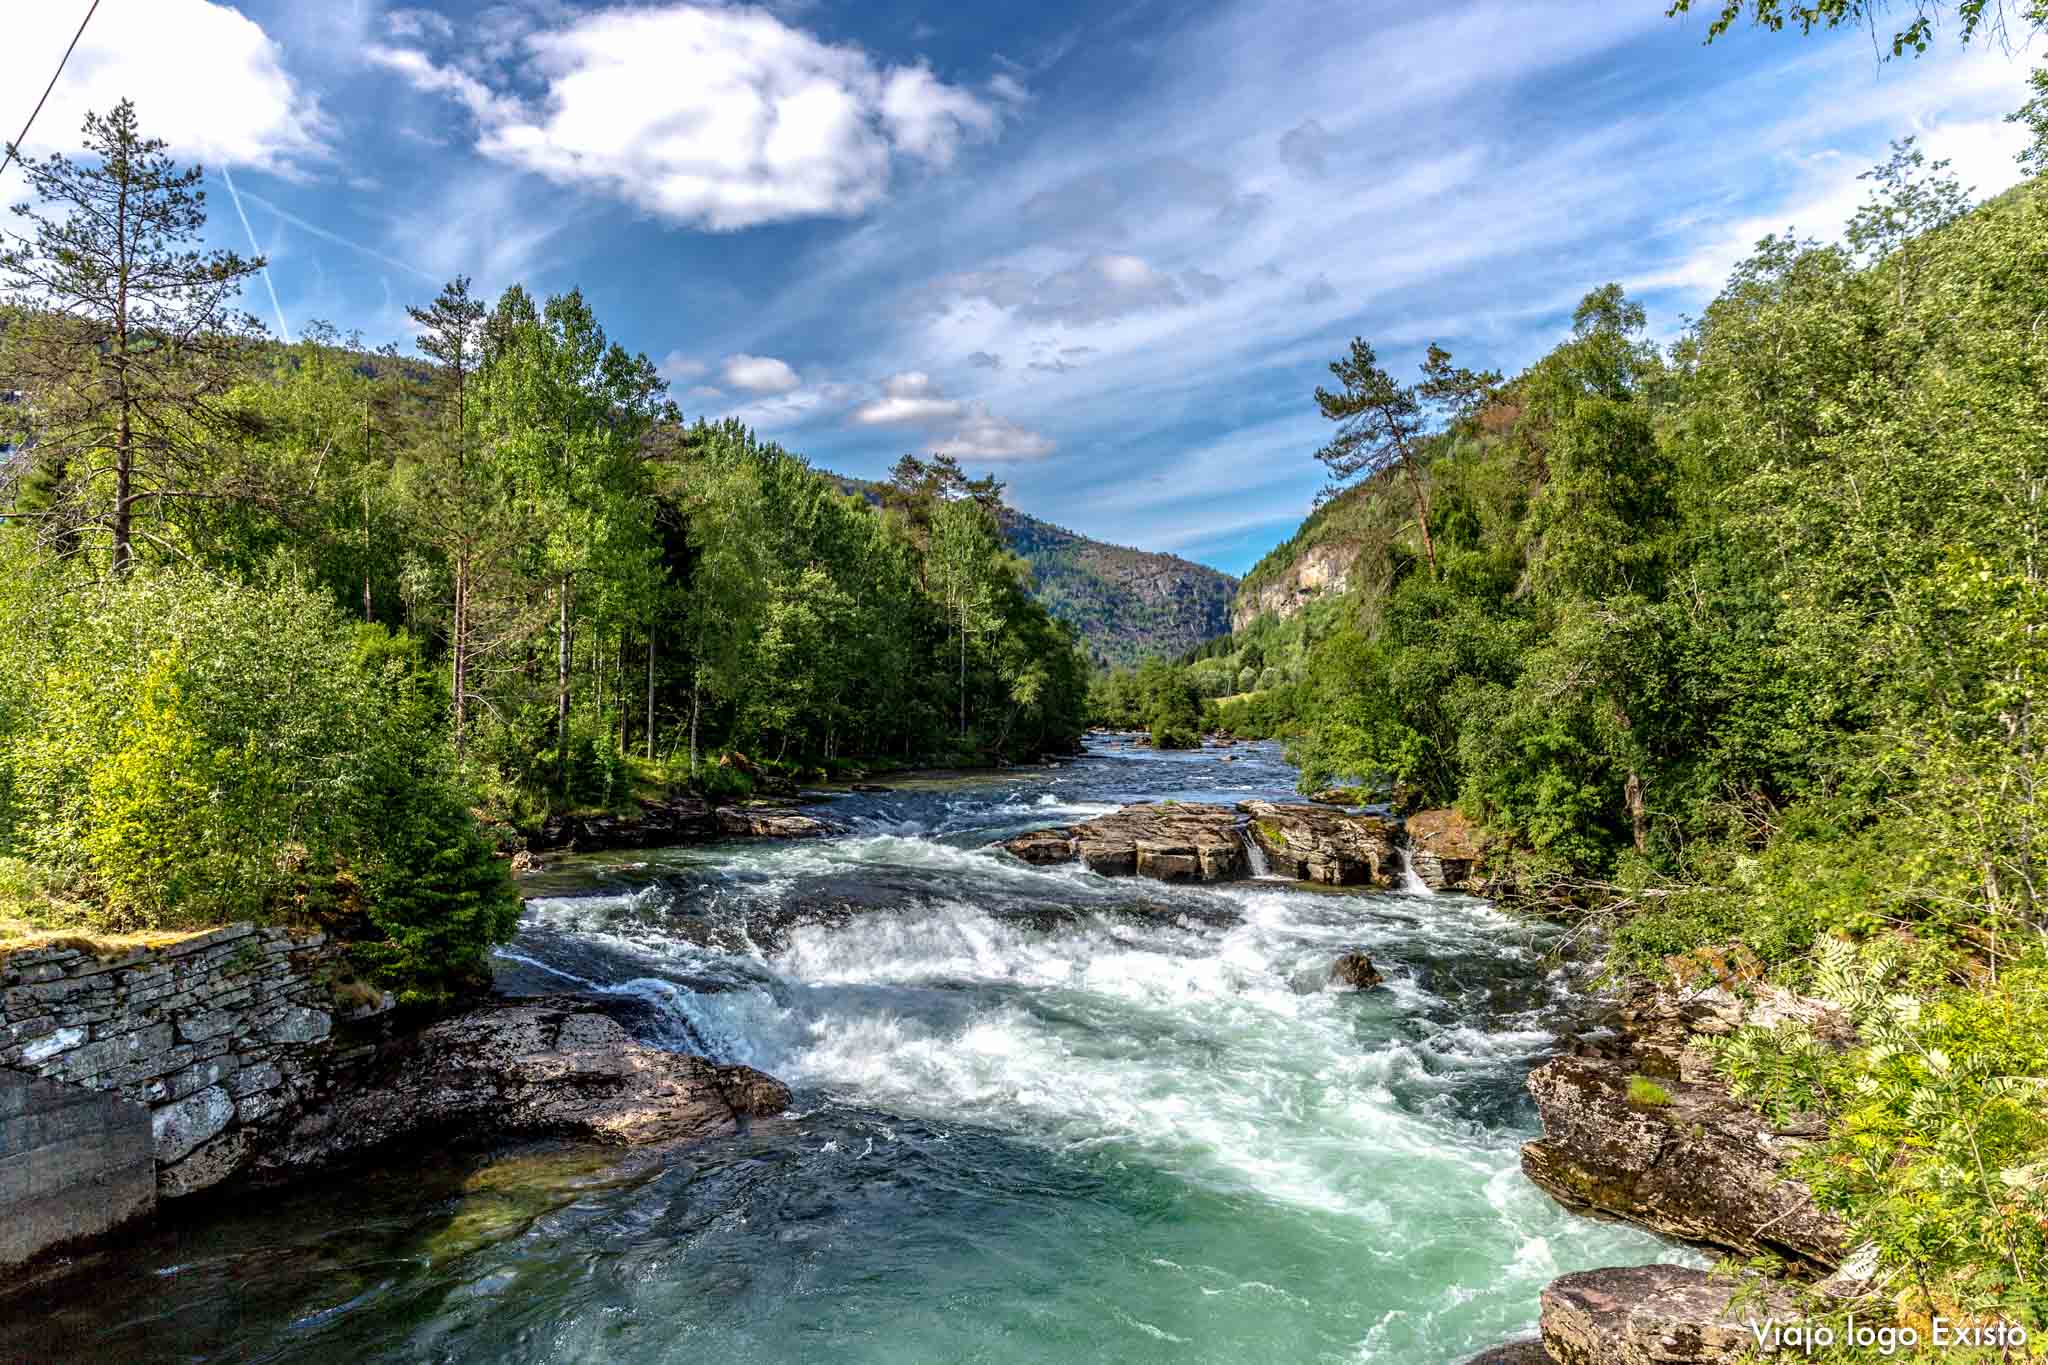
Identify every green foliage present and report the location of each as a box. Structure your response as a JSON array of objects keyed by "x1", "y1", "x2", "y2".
[
  {"x1": 0, "y1": 568, "x2": 518, "y2": 1000},
  {"x1": 1712, "y1": 942, "x2": 2048, "y2": 1319},
  {"x1": 1626, "y1": 1075, "x2": 1673, "y2": 1107}
]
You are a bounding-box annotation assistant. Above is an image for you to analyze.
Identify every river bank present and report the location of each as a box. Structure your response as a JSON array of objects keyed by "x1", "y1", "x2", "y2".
[{"x1": 1, "y1": 737, "x2": 1698, "y2": 1363}]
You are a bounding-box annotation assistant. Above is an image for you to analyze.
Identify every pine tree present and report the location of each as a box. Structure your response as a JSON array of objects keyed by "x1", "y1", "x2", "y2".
[{"x1": 0, "y1": 100, "x2": 265, "y2": 573}]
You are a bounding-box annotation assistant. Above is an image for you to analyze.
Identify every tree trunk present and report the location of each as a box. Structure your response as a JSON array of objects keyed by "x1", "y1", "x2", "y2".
[
  {"x1": 112, "y1": 157, "x2": 133, "y2": 576},
  {"x1": 645, "y1": 636, "x2": 656, "y2": 761},
  {"x1": 452, "y1": 555, "x2": 467, "y2": 760},
  {"x1": 1398, "y1": 455, "x2": 1439, "y2": 578},
  {"x1": 556, "y1": 577, "x2": 572, "y2": 795},
  {"x1": 1625, "y1": 769, "x2": 1648, "y2": 856},
  {"x1": 689, "y1": 675, "x2": 701, "y2": 776}
]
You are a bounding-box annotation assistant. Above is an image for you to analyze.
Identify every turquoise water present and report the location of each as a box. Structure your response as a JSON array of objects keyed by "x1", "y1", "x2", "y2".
[{"x1": 0, "y1": 740, "x2": 1690, "y2": 1362}]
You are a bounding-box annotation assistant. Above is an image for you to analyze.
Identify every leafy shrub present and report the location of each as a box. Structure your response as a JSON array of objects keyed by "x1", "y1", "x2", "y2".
[{"x1": 0, "y1": 571, "x2": 517, "y2": 1000}]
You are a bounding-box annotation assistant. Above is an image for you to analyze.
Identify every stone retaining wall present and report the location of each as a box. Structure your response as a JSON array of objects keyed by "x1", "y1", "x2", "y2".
[
  {"x1": 0, "y1": 1069, "x2": 155, "y2": 1269},
  {"x1": 0, "y1": 925, "x2": 391, "y2": 1230}
]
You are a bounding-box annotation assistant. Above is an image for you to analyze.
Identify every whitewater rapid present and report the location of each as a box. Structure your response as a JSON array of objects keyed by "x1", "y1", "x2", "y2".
[{"x1": 1, "y1": 740, "x2": 1693, "y2": 1364}]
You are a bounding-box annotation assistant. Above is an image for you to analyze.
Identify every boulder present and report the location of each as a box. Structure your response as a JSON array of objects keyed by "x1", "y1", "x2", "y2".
[
  {"x1": 1539, "y1": 1265, "x2": 1795, "y2": 1364},
  {"x1": 1002, "y1": 803, "x2": 1245, "y2": 882},
  {"x1": 1004, "y1": 828, "x2": 1079, "y2": 865},
  {"x1": 508, "y1": 850, "x2": 548, "y2": 876},
  {"x1": 1309, "y1": 787, "x2": 1369, "y2": 806},
  {"x1": 1404, "y1": 807, "x2": 1484, "y2": 891},
  {"x1": 1520, "y1": 1054, "x2": 1848, "y2": 1273},
  {"x1": 714, "y1": 808, "x2": 839, "y2": 839},
  {"x1": 258, "y1": 999, "x2": 790, "y2": 1182},
  {"x1": 1330, "y1": 952, "x2": 1384, "y2": 990},
  {"x1": 1239, "y1": 800, "x2": 1398, "y2": 887}
]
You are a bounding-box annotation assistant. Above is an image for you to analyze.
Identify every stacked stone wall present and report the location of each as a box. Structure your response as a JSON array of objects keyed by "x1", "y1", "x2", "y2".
[{"x1": 0, "y1": 924, "x2": 389, "y2": 1215}]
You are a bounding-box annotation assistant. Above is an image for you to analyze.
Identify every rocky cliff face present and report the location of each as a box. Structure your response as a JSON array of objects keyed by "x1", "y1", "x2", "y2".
[
  {"x1": 1230, "y1": 540, "x2": 1365, "y2": 632},
  {"x1": 998, "y1": 510, "x2": 1237, "y2": 666}
]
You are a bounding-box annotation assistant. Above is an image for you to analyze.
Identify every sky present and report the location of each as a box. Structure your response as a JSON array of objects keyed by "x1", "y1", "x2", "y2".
[{"x1": 2, "y1": 1, "x2": 2038, "y2": 576}]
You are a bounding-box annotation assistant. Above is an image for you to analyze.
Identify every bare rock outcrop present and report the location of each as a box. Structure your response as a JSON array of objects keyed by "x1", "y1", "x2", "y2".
[
  {"x1": 1404, "y1": 807, "x2": 1485, "y2": 891},
  {"x1": 1462, "y1": 1343, "x2": 1556, "y2": 1365},
  {"x1": 1539, "y1": 1265, "x2": 1795, "y2": 1364},
  {"x1": 1000, "y1": 803, "x2": 1246, "y2": 882},
  {"x1": 1240, "y1": 800, "x2": 1398, "y2": 887},
  {"x1": 1522, "y1": 1015, "x2": 1848, "y2": 1275},
  {"x1": 714, "y1": 807, "x2": 840, "y2": 839},
  {"x1": 536, "y1": 796, "x2": 719, "y2": 852},
  {"x1": 258, "y1": 998, "x2": 790, "y2": 1182}
]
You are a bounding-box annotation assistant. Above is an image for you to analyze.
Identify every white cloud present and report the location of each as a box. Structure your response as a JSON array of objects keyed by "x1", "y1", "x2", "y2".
[
  {"x1": 850, "y1": 370, "x2": 966, "y2": 424},
  {"x1": 658, "y1": 351, "x2": 709, "y2": 382},
  {"x1": 374, "y1": 4, "x2": 1004, "y2": 230},
  {"x1": 930, "y1": 252, "x2": 1191, "y2": 325},
  {"x1": 939, "y1": 404, "x2": 1056, "y2": 461},
  {"x1": 722, "y1": 353, "x2": 803, "y2": 393},
  {"x1": 3, "y1": 0, "x2": 323, "y2": 171}
]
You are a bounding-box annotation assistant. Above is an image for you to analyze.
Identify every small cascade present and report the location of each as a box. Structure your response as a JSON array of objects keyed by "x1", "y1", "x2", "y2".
[
  {"x1": 1396, "y1": 843, "x2": 1435, "y2": 897},
  {"x1": 1238, "y1": 825, "x2": 1276, "y2": 879}
]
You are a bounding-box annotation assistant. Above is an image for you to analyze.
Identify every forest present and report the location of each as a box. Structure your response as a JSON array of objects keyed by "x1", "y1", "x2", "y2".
[
  {"x1": 0, "y1": 102, "x2": 1089, "y2": 1001},
  {"x1": 1105, "y1": 123, "x2": 2048, "y2": 1317}
]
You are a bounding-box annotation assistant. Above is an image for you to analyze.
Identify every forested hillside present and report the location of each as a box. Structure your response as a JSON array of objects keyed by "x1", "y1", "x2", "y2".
[
  {"x1": 1104, "y1": 138, "x2": 2048, "y2": 1317},
  {"x1": 0, "y1": 101, "x2": 1089, "y2": 1001},
  {"x1": 831, "y1": 474, "x2": 1236, "y2": 666}
]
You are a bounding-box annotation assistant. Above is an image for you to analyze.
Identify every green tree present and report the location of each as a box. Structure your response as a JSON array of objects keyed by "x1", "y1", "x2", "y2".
[{"x1": 0, "y1": 100, "x2": 265, "y2": 574}]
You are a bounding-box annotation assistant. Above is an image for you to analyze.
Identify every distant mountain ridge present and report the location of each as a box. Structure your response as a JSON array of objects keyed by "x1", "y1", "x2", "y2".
[{"x1": 828, "y1": 474, "x2": 1236, "y2": 668}]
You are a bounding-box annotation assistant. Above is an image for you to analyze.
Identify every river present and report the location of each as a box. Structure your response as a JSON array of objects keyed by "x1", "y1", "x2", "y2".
[{"x1": 0, "y1": 738, "x2": 1688, "y2": 1363}]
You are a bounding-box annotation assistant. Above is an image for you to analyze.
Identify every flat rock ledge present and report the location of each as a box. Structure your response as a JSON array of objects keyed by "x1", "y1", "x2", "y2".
[
  {"x1": 1002, "y1": 800, "x2": 1400, "y2": 887},
  {"x1": 250, "y1": 997, "x2": 790, "y2": 1184},
  {"x1": 1540, "y1": 1265, "x2": 1796, "y2": 1364},
  {"x1": 1523, "y1": 971, "x2": 1851, "y2": 1274},
  {"x1": 534, "y1": 796, "x2": 838, "y2": 854}
]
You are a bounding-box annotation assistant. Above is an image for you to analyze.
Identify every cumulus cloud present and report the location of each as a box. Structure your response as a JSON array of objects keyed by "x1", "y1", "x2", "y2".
[
  {"x1": 930, "y1": 252, "x2": 1190, "y2": 325},
  {"x1": 1278, "y1": 118, "x2": 1333, "y2": 177},
  {"x1": 723, "y1": 353, "x2": 803, "y2": 393},
  {"x1": 940, "y1": 404, "x2": 1055, "y2": 460},
  {"x1": 371, "y1": 4, "x2": 1005, "y2": 230},
  {"x1": 4, "y1": 0, "x2": 324, "y2": 171},
  {"x1": 850, "y1": 370, "x2": 966, "y2": 424},
  {"x1": 657, "y1": 352, "x2": 709, "y2": 382}
]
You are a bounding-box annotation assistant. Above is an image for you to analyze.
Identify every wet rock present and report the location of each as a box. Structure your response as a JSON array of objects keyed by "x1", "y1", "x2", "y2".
[
  {"x1": 1521, "y1": 1054, "x2": 1848, "y2": 1273},
  {"x1": 509, "y1": 850, "x2": 547, "y2": 876},
  {"x1": 1310, "y1": 787, "x2": 1369, "y2": 806},
  {"x1": 1239, "y1": 800, "x2": 1397, "y2": 887},
  {"x1": 1330, "y1": 952, "x2": 1384, "y2": 990},
  {"x1": 260, "y1": 999, "x2": 790, "y2": 1181},
  {"x1": 1003, "y1": 828, "x2": 1078, "y2": 865},
  {"x1": 536, "y1": 796, "x2": 718, "y2": 853},
  {"x1": 714, "y1": 808, "x2": 839, "y2": 839},
  {"x1": 1004, "y1": 803, "x2": 1245, "y2": 882},
  {"x1": 1463, "y1": 1342, "x2": 1556, "y2": 1365},
  {"x1": 851, "y1": 782, "x2": 895, "y2": 793},
  {"x1": 1404, "y1": 808, "x2": 1484, "y2": 891},
  {"x1": 1539, "y1": 1264, "x2": 1795, "y2": 1364}
]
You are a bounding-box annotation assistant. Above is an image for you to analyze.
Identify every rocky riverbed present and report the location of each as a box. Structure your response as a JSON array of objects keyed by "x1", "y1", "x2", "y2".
[{"x1": 3, "y1": 737, "x2": 1743, "y2": 1364}]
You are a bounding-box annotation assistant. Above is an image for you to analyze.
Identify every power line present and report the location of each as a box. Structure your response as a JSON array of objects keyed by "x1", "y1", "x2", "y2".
[{"x1": 0, "y1": 0, "x2": 102, "y2": 184}]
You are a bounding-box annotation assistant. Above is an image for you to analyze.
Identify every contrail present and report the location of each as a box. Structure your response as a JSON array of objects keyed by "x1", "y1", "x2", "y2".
[
  {"x1": 220, "y1": 164, "x2": 291, "y2": 342},
  {"x1": 236, "y1": 186, "x2": 440, "y2": 284}
]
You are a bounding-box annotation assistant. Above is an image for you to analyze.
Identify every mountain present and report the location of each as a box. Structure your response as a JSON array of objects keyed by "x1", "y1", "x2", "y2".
[
  {"x1": 827, "y1": 474, "x2": 1236, "y2": 668},
  {"x1": 997, "y1": 509, "x2": 1237, "y2": 668}
]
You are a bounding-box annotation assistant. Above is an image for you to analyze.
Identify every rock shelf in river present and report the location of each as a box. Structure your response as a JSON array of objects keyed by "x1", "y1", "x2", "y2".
[{"x1": 1002, "y1": 799, "x2": 1402, "y2": 887}]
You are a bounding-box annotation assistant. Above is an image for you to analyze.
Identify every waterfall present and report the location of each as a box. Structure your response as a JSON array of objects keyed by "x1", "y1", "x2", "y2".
[
  {"x1": 1397, "y1": 844, "x2": 1434, "y2": 897},
  {"x1": 1239, "y1": 826, "x2": 1275, "y2": 879}
]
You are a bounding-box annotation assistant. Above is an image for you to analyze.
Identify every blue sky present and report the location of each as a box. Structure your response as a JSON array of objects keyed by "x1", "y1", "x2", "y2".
[{"x1": 3, "y1": 1, "x2": 2037, "y2": 575}]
